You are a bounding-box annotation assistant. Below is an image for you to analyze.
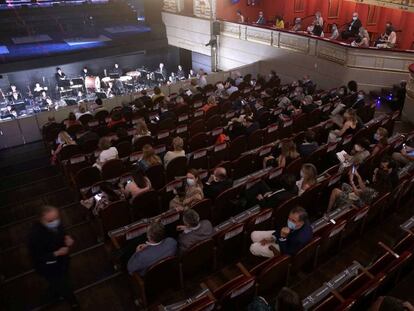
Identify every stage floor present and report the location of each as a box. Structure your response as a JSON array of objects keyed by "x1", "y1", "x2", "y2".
[{"x1": 0, "y1": 23, "x2": 151, "y2": 63}]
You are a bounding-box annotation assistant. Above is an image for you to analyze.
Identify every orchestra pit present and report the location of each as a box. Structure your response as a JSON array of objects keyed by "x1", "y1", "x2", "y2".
[{"x1": 2, "y1": 0, "x2": 414, "y2": 310}]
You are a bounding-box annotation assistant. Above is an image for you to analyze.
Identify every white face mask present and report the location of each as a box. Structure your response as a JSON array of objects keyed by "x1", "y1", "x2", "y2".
[
  {"x1": 300, "y1": 171, "x2": 304, "y2": 178},
  {"x1": 374, "y1": 133, "x2": 381, "y2": 141},
  {"x1": 353, "y1": 16, "x2": 358, "y2": 21},
  {"x1": 45, "y1": 219, "x2": 60, "y2": 230},
  {"x1": 187, "y1": 178, "x2": 196, "y2": 187}
]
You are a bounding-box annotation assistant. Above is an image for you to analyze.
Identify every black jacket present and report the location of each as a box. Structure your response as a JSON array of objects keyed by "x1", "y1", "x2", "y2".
[
  {"x1": 204, "y1": 179, "x2": 233, "y2": 200},
  {"x1": 28, "y1": 222, "x2": 69, "y2": 277}
]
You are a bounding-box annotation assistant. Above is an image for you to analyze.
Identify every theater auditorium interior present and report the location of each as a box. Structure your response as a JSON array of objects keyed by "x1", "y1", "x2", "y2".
[{"x1": 1, "y1": 0, "x2": 414, "y2": 310}]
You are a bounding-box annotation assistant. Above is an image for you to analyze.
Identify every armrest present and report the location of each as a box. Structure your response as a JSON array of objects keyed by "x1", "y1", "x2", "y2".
[
  {"x1": 236, "y1": 262, "x2": 252, "y2": 277},
  {"x1": 378, "y1": 241, "x2": 400, "y2": 258}
]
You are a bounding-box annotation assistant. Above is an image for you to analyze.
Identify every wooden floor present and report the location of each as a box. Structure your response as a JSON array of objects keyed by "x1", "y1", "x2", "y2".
[{"x1": 0, "y1": 103, "x2": 413, "y2": 310}]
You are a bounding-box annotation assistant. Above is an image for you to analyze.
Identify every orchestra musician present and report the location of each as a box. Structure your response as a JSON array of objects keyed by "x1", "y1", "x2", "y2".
[
  {"x1": 158, "y1": 63, "x2": 168, "y2": 82},
  {"x1": 81, "y1": 67, "x2": 89, "y2": 79},
  {"x1": 8, "y1": 85, "x2": 23, "y2": 103},
  {"x1": 39, "y1": 91, "x2": 54, "y2": 109},
  {"x1": 110, "y1": 63, "x2": 123, "y2": 77},
  {"x1": 168, "y1": 72, "x2": 177, "y2": 84},
  {"x1": 177, "y1": 65, "x2": 186, "y2": 80},
  {"x1": 341, "y1": 12, "x2": 362, "y2": 40},
  {"x1": 55, "y1": 67, "x2": 67, "y2": 83},
  {"x1": 188, "y1": 69, "x2": 197, "y2": 79},
  {"x1": 33, "y1": 83, "x2": 48, "y2": 97}
]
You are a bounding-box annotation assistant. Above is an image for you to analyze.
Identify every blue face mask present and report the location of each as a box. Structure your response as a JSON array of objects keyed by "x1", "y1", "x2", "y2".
[
  {"x1": 45, "y1": 219, "x2": 60, "y2": 230},
  {"x1": 287, "y1": 220, "x2": 296, "y2": 230}
]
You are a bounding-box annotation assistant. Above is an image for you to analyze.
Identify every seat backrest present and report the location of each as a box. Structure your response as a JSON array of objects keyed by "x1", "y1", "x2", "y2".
[
  {"x1": 166, "y1": 156, "x2": 188, "y2": 182},
  {"x1": 101, "y1": 159, "x2": 124, "y2": 180},
  {"x1": 75, "y1": 166, "x2": 101, "y2": 190},
  {"x1": 141, "y1": 256, "x2": 181, "y2": 306},
  {"x1": 189, "y1": 148, "x2": 209, "y2": 170},
  {"x1": 78, "y1": 113, "x2": 94, "y2": 126},
  {"x1": 214, "y1": 223, "x2": 245, "y2": 266},
  {"x1": 191, "y1": 198, "x2": 213, "y2": 222},
  {"x1": 208, "y1": 143, "x2": 229, "y2": 168},
  {"x1": 213, "y1": 186, "x2": 243, "y2": 223},
  {"x1": 180, "y1": 239, "x2": 215, "y2": 278},
  {"x1": 188, "y1": 133, "x2": 209, "y2": 152},
  {"x1": 133, "y1": 135, "x2": 154, "y2": 152},
  {"x1": 115, "y1": 141, "x2": 132, "y2": 159},
  {"x1": 284, "y1": 157, "x2": 303, "y2": 177},
  {"x1": 189, "y1": 119, "x2": 205, "y2": 136},
  {"x1": 130, "y1": 190, "x2": 161, "y2": 220},
  {"x1": 247, "y1": 129, "x2": 265, "y2": 150},
  {"x1": 219, "y1": 275, "x2": 256, "y2": 311},
  {"x1": 206, "y1": 114, "x2": 222, "y2": 131},
  {"x1": 290, "y1": 236, "x2": 321, "y2": 273},
  {"x1": 100, "y1": 200, "x2": 131, "y2": 235},
  {"x1": 231, "y1": 153, "x2": 256, "y2": 180},
  {"x1": 255, "y1": 255, "x2": 291, "y2": 296},
  {"x1": 229, "y1": 135, "x2": 247, "y2": 161},
  {"x1": 59, "y1": 144, "x2": 81, "y2": 162},
  {"x1": 145, "y1": 164, "x2": 166, "y2": 190}
]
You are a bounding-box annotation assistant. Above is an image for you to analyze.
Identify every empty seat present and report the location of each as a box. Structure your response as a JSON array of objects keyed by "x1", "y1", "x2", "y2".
[
  {"x1": 166, "y1": 156, "x2": 188, "y2": 182},
  {"x1": 130, "y1": 190, "x2": 161, "y2": 220},
  {"x1": 101, "y1": 159, "x2": 125, "y2": 180},
  {"x1": 99, "y1": 200, "x2": 131, "y2": 236}
]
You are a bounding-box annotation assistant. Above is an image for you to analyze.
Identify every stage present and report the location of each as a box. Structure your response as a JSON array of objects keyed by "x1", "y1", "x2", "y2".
[{"x1": 0, "y1": 24, "x2": 151, "y2": 64}]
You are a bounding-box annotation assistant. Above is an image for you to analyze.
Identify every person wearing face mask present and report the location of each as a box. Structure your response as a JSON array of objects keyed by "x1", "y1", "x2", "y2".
[
  {"x1": 330, "y1": 23, "x2": 339, "y2": 40},
  {"x1": 256, "y1": 11, "x2": 266, "y2": 25},
  {"x1": 351, "y1": 91, "x2": 366, "y2": 110},
  {"x1": 341, "y1": 12, "x2": 362, "y2": 40},
  {"x1": 204, "y1": 167, "x2": 233, "y2": 200},
  {"x1": 371, "y1": 127, "x2": 389, "y2": 157},
  {"x1": 296, "y1": 163, "x2": 317, "y2": 196},
  {"x1": 372, "y1": 156, "x2": 399, "y2": 194},
  {"x1": 351, "y1": 27, "x2": 370, "y2": 48},
  {"x1": 344, "y1": 139, "x2": 371, "y2": 166},
  {"x1": 249, "y1": 206, "x2": 313, "y2": 257},
  {"x1": 28, "y1": 206, "x2": 79, "y2": 309},
  {"x1": 169, "y1": 169, "x2": 204, "y2": 211}
]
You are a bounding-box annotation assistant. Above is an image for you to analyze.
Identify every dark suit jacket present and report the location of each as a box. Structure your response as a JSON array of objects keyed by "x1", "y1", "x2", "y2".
[
  {"x1": 178, "y1": 220, "x2": 213, "y2": 254},
  {"x1": 349, "y1": 19, "x2": 362, "y2": 36},
  {"x1": 260, "y1": 186, "x2": 298, "y2": 209},
  {"x1": 204, "y1": 179, "x2": 233, "y2": 200},
  {"x1": 273, "y1": 221, "x2": 313, "y2": 255},
  {"x1": 298, "y1": 142, "x2": 319, "y2": 158},
  {"x1": 28, "y1": 222, "x2": 69, "y2": 277}
]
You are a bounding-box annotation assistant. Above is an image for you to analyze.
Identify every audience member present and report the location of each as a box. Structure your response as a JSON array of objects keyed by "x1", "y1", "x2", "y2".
[
  {"x1": 296, "y1": 163, "x2": 317, "y2": 196},
  {"x1": 204, "y1": 167, "x2": 233, "y2": 200},
  {"x1": 237, "y1": 10, "x2": 245, "y2": 23},
  {"x1": 136, "y1": 144, "x2": 162, "y2": 172},
  {"x1": 372, "y1": 156, "x2": 399, "y2": 194},
  {"x1": 51, "y1": 131, "x2": 76, "y2": 164},
  {"x1": 122, "y1": 171, "x2": 152, "y2": 203},
  {"x1": 275, "y1": 16, "x2": 284, "y2": 29},
  {"x1": 177, "y1": 209, "x2": 213, "y2": 254},
  {"x1": 351, "y1": 27, "x2": 370, "y2": 48},
  {"x1": 346, "y1": 139, "x2": 371, "y2": 166},
  {"x1": 393, "y1": 140, "x2": 414, "y2": 167},
  {"x1": 95, "y1": 136, "x2": 117, "y2": 165},
  {"x1": 291, "y1": 17, "x2": 302, "y2": 31},
  {"x1": 250, "y1": 206, "x2": 313, "y2": 257},
  {"x1": 298, "y1": 130, "x2": 319, "y2": 157},
  {"x1": 264, "y1": 139, "x2": 300, "y2": 168},
  {"x1": 371, "y1": 127, "x2": 389, "y2": 156},
  {"x1": 201, "y1": 95, "x2": 218, "y2": 113},
  {"x1": 132, "y1": 119, "x2": 151, "y2": 145},
  {"x1": 28, "y1": 206, "x2": 79, "y2": 308},
  {"x1": 330, "y1": 23, "x2": 339, "y2": 40},
  {"x1": 274, "y1": 287, "x2": 304, "y2": 311},
  {"x1": 328, "y1": 168, "x2": 377, "y2": 212},
  {"x1": 329, "y1": 109, "x2": 361, "y2": 142},
  {"x1": 152, "y1": 86, "x2": 165, "y2": 103},
  {"x1": 63, "y1": 112, "x2": 80, "y2": 129},
  {"x1": 170, "y1": 169, "x2": 204, "y2": 211},
  {"x1": 80, "y1": 182, "x2": 125, "y2": 216},
  {"x1": 256, "y1": 11, "x2": 266, "y2": 25},
  {"x1": 75, "y1": 105, "x2": 91, "y2": 120},
  {"x1": 341, "y1": 12, "x2": 362, "y2": 39},
  {"x1": 127, "y1": 222, "x2": 177, "y2": 276},
  {"x1": 107, "y1": 111, "x2": 126, "y2": 129},
  {"x1": 159, "y1": 101, "x2": 176, "y2": 122},
  {"x1": 261, "y1": 174, "x2": 299, "y2": 208},
  {"x1": 164, "y1": 136, "x2": 185, "y2": 168},
  {"x1": 376, "y1": 22, "x2": 397, "y2": 49}
]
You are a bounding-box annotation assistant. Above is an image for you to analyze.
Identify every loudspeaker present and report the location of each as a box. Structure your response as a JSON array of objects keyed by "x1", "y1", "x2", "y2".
[{"x1": 212, "y1": 21, "x2": 221, "y2": 36}]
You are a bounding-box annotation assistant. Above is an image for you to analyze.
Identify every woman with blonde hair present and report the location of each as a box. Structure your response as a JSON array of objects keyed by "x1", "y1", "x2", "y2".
[
  {"x1": 136, "y1": 144, "x2": 162, "y2": 172},
  {"x1": 296, "y1": 163, "x2": 318, "y2": 195},
  {"x1": 372, "y1": 127, "x2": 389, "y2": 156},
  {"x1": 329, "y1": 109, "x2": 361, "y2": 142},
  {"x1": 263, "y1": 139, "x2": 300, "y2": 168},
  {"x1": 352, "y1": 27, "x2": 370, "y2": 48},
  {"x1": 164, "y1": 136, "x2": 185, "y2": 168},
  {"x1": 51, "y1": 131, "x2": 76, "y2": 164},
  {"x1": 132, "y1": 119, "x2": 151, "y2": 145},
  {"x1": 169, "y1": 169, "x2": 204, "y2": 211},
  {"x1": 94, "y1": 136, "x2": 118, "y2": 170}
]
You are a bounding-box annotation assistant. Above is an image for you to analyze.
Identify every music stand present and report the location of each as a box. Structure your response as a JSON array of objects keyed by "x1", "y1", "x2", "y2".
[
  {"x1": 71, "y1": 78, "x2": 83, "y2": 86},
  {"x1": 109, "y1": 73, "x2": 120, "y2": 79},
  {"x1": 64, "y1": 99, "x2": 78, "y2": 106},
  {"x1": 95, "y1": 92, "x2": 107, "y2": 99},
  {"x1": 153, "y1": 72, "x2": 165, "y2": 82},
  {"x1": 58, "y1": 79, "x2": 71, "y2": 88}
]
